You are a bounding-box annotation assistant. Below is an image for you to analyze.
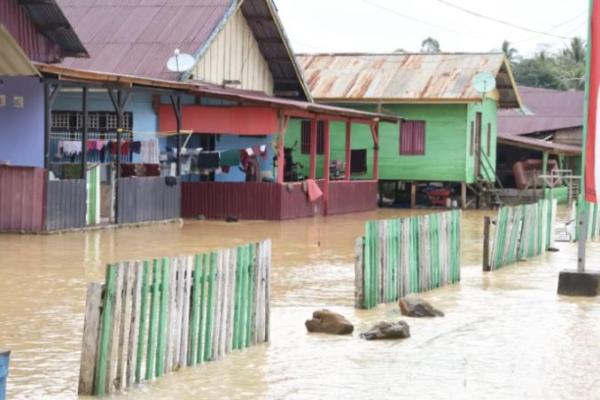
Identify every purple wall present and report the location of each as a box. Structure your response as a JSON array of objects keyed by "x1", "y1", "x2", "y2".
[{"x1": 0, "y1": 77, "x2": 44, "y2": 167}]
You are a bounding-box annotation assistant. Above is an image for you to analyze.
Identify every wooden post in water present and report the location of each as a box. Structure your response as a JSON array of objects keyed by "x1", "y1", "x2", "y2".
[
  {"x1": 355, "y1": 237, "x2": 365, "y2": 308},
  {"x1": 483, "y1": 216, "x2": 491, "y2": 272}
]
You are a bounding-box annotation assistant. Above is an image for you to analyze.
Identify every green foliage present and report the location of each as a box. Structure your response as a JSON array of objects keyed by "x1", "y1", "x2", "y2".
[
  {"x1": 421, "y1": 37, "x2": 441, "y2": 53},
  {"x1": 501, "y1": 40, "x2": 518, "y2": 62},
  {"x1": 509, "y1": 37, "x2": 586, "y2": 90}
]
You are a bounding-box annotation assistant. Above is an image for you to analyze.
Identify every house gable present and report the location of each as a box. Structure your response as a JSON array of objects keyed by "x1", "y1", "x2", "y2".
[{"x1": 192, "y1": 7, "x2": 275, "y2": 95}]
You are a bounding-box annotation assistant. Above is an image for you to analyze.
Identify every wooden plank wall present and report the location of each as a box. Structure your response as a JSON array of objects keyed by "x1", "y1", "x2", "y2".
[
  {"x1": 117, "y1": 177, "x2": 181, "y2": 224},
  {"x1": 45, "y1": 179, "x2": 86, "y2": 231},
  {"x1": 574, "y1": 200, "x2": 600, "y2": 241},
  {"x1": 488, "y1": 199, "x2": 557, "y2": 270},
  {"x1": 78, "y1": 240, "x2": 271, "y2": 396},
  {"x1": 0, "y1": 166, "x2": 46, "y2": 232},
  {"x1": 356, "y1": 210, "x2": 461, "y2": 309}
]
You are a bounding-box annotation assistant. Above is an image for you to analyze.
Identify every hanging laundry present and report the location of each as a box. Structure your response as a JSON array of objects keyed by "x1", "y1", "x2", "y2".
[
  {"x1": 62, "y1": 140, "x2": 82, "y2": 155},
  {"x1": 130, "y1": 141, "x2": 141, "y2": 154},
  {"x1": 140, "y1": 139, "x2": 160, "y2": 164},
  {"x1": 197, "y1": 152, "x2": 220, "y2": 169},
  {"x1": 220, "y1": 149, "x2": 241, "y2": 167}
]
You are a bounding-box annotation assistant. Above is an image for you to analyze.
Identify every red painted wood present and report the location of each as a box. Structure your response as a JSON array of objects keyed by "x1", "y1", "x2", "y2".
[
  {"x1": 181, "y1": 180, "x2": 374, "y2": 221},
  {"x1": 323, "y1": 121, "x2": 331, "y2": 215},
  {"x1": 159, "y1": 105, "x2": 279, "y2": 135},
  {"x1": 0, "y1": 166, "x2": 46, "y2": 232},
  {"x1": 345, "y1": 121, "x2": 352, "y2": 181},
  {"x1": 326, "y1": 180, "x2": 378, "y2": 215},
  {"x1": 309, "y1": 119, "x2": 317, "y2": 179}
]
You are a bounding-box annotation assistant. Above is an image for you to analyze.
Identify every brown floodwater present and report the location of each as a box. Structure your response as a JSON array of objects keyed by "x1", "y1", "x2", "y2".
[{"x1": 1, "y1": 209, "x2": 600, "y2": 400}]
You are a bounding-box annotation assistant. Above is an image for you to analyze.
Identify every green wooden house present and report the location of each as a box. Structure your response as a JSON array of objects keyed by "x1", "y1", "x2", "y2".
[{"x1": 288, "y1": 53, "x2": 522, "y2": 206}]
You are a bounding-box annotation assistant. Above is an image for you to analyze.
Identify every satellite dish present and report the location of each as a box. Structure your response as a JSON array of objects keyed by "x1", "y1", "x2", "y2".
[
  {"x1": 166, "y1": 49, "x2": 195, "y2": 72},
  {"x1": 472, "y1": 72, "x2": 497, "y2": 95}
]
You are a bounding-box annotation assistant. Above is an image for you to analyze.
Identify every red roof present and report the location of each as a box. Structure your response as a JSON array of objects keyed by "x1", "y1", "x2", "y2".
[
  {"x1": 499, "y1": 86, "x2": 583, "y2": 136},
  {"x1": 56, "y1": 0, "x2": 232, "y2": 80}
]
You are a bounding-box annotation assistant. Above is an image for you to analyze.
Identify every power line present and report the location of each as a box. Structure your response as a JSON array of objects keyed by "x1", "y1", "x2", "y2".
[
  {"x1": 432, "y1": 0, "x2": 572, "y2": 40},
  {"x1": 511, "y1": 10, "x2": 586, "y2": 44},
  {"x1": 359, "y1": 0, "x2": 483, "y2": 39}
]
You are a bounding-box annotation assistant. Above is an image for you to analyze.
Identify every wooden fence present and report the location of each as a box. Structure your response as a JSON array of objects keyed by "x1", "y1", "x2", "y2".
[
  {"x1": 572, "y1": 200, "x2": 600, "y2": 241},
  {"x1": 486, "y1": 199, "x2": 556, "y2": 271},
  {"x1": 78, "y1": 240, "x2": 271, "y2": 396},
  {"x1": 355, "y1": 210, "x2": 461, "y2": 309}
]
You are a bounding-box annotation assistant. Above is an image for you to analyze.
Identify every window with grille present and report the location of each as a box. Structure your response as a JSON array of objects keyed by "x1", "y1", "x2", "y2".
[
  {"x1": 300, "y1": 120, "x2": 325, "y2": 154},
  {"x1": 399, "y1": 120, "x2": 426, "y2": 155},
  {"x1": 51, "y1": 111, "x2": 133, "y2": 133}
]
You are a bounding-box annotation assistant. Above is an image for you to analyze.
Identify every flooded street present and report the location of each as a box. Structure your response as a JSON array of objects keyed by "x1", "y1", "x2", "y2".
[{"x1": 1, "y1": 209, "x2": 600, "y2": 399}]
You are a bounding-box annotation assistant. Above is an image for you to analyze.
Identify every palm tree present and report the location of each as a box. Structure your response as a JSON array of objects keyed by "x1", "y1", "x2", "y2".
[
  {"x1": 501, "y1": 40, "x2": 518, "y2": 62},
  {"x1": 563, "y1": 37, "x2": 585, "y2": 63}
]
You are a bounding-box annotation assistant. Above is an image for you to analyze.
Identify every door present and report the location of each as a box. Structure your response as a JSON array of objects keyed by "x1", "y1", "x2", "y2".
[{"x1": 474, "y1": 112, "x2": 482, "y2": 178}]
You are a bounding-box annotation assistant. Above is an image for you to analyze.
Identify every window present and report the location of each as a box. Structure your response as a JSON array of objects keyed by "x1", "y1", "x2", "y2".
[
  {"x1": 350, "y1": 149, "x2": 367, "y2": 174},
  {"x1": 399, "y1": 120, "x2": 425, "y2": 155},
  {"x1": 51, "y1": 111, "x2": 133, "y2": 133},
  {"x1": 300, "y1": 120, "x2": 325, "y2": 154}
]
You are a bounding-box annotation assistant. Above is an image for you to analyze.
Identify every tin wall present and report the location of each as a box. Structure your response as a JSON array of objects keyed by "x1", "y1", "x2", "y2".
[
  {"x1": 117, "y1": 177, "x2": 181, "y2": 224},
  {"x1": 45, "y1": 179, "x2": 86, "y2": 231}
]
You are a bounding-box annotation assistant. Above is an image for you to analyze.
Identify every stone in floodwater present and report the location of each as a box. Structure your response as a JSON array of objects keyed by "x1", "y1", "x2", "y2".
[
  {"x1": 360, "y1": 321, "x2": 411, "y2": 340},
  {"x1": 399, "y1": 296, "x2": 444, "y2": 318},
  {"x1": 305, "y1": 309, "x2": 354, "y2": 335}
]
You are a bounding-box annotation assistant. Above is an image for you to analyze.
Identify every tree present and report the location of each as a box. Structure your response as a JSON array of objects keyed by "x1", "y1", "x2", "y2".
[
  {"x1": 562, "y1": 37, "x2": 585, "y2": 63},
  {"x1": 394, "y1": 48, "x2": 406, "y2": 53},
  {"x1": 501, "y1": 40, "x2": 518, "y2": 62},
  {"x1": 421, "y1": 37, "x2": 441, "y2": 53}
]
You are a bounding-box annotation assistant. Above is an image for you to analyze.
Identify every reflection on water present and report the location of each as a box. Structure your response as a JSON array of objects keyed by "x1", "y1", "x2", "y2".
[{"x1": 1, "y1": 209, "x2": 599, "y2": 399}]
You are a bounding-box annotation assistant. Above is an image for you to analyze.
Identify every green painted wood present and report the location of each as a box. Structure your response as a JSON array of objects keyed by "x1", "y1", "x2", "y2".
[
  {"x1": 94, "y1": 264, "x2": 117, "y2": 396},
  {"x1": 189, "y1": 255, "x2": 201, "y2": 366},
  {"x1": 145, "y1": 259, "x2": 161, "y2": 380},
  {"x1": 197, "y1": 254, "x2": 207, "y2": 364},
  {"x1": 135, "y1": 260, "x2": 150, "y2": 383},
  {"x1": 245, "y1": 244, "x2": 256, "y2": 348},
  {"x1": 203, "y1": 252, "x2": 217, "y2": 361},
  {"x1": 156, "y1": 258, "x2": 169, "y2": 377}
]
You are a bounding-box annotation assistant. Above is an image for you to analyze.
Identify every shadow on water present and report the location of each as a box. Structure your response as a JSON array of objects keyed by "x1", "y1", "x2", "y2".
[{"x1": 0, "y1": 208, "x2": 599, "y2": 399}]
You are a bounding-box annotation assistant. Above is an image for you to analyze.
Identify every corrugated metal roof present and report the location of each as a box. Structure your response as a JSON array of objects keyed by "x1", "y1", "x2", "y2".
[
  {"x1": 499, "y1": 86, "x2": 583, "y2": 136},
  {"x1": 0, "y1": 25, "x2": 40, "y2": 76},
  {"x1": 36, "y1": 63, "x2": 399, "y2": 123},
  {"x1": 296, "y1": 53, "x2": 522, "y2": 108},
  {"x1": 17, "y1": 0, "x2": 88, "y2": 58},
  {"x1": 498, "y1": 132, "x2": 581, "y2": 156},
  {"x1": 57, "y1": 0, "x2": 233, "y2": 80}
]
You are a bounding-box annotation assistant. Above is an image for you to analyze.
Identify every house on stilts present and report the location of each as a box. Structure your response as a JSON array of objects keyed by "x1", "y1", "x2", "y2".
[
  {"x1": 0, "y1": 0, "x2": 398, "y2": 233},
  {"x1": 295, "y1": 52, "x2": 523, "y2": 208}
]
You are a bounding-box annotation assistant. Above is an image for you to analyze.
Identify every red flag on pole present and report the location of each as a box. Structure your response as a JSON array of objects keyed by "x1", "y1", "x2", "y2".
[{"x1": 585, "y1": 0, "x2": 600, "y2": 202}]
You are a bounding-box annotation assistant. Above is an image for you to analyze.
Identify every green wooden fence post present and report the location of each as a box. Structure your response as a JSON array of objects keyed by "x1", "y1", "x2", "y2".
[
  {"x1": 135, "y1": 260, "x2": 150, "y2": 383},
  {"x1": 156, "y1": 258, "x2": 170, "y2": 377},
  {"x1": 204, "y1": 252, "x2": 217, "y2": 361},
  {"x1": 94, "y1": 264, "x2": 117, "y2": 396}
]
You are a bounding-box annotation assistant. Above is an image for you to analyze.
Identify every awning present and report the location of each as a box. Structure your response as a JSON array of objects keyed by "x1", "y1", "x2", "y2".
[
  {"x1": 0, "y1": 25, "x2": 40, "y2": 76},
  {"x1": 498, "y1": 132, "x2": 581, "y2": 156},
  {"x1": 34, "y1": 63, "x2": 401, "y2": 124}
]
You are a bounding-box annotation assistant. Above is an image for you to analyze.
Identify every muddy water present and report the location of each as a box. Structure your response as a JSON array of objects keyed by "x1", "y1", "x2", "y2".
[{"x1": 1, "y1": 209, "x2": 600, "y2": 399}]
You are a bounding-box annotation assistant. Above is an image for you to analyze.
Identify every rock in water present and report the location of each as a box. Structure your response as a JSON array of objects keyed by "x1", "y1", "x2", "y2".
[
  {"x1": 305, "y1": 310, "x2": 354, "y2": 335},
  {"x1": 360, "y1": 321, "x2": 410, "y2": 340},
  {"x1": 399, "y1": 296, "x2": 444, "y2": 317}
]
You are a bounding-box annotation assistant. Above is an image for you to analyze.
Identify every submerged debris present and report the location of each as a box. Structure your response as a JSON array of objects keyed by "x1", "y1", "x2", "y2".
[
  {"x1": 305, "y1": 309, "x2": 354, "y2": 335},
  {"x1": 360, "y1": 321, "x2": 411, "y2": 340},
  {"x1": 399, "y1": 296, "x2": 444, "y2": 318}
]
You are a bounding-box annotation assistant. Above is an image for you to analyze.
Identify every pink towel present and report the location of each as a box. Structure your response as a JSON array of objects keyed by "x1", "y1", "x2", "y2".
[{"x1": 306, "y1": 179, "x2": 323, "y2": 203}]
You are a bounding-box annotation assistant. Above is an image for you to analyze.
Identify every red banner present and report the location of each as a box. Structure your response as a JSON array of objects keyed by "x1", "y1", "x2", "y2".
[{"x1": 586, "y1": 0, "x2": 600, "y2": 202}]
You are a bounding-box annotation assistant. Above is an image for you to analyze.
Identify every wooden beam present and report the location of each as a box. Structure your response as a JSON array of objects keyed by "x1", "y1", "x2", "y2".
[
  {"x1": 411, "y1": 183, "x2": 417, "y2": 209},
  {"x1": 276, "y1": 113, "x2": 290, "y2": 184},
  {"x1": 323, "y1": 121, "x2": 331, "y2": 215},
  {"x1": 370, "y1": 123, "x2": 379, "y2": 180},
  {"x1": 345, "y1": 121, "x2": 352, "y2": 181},
  {"x1": 309, "y1": 119, "x2": 317, "y2": 179}
]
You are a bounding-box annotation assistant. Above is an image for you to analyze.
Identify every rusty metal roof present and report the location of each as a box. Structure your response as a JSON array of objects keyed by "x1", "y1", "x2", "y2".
[
  {"x1": 297, "y1": 53, "x2": 522, "y2": 108},
  {"x1": 499, "y1": 86, "x2": 583, "y2": 136},
  {"x1": 56, "y1": 0, "x2": 233, "y2": 80},
  {"x1": 17, "y1": 0, "x2": 88, "y2": 58},
  {"x1": 498, "y1": 132, "x2": 581, "y2": 156}
]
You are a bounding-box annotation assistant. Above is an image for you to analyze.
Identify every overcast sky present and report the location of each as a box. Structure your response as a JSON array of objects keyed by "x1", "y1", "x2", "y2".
[{"x1": 275, "y1": 0, "x2": 588, "y2": 57}]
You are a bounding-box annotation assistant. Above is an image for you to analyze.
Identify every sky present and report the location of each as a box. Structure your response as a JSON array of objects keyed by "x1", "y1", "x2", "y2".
[{"x1": 274, "y1": 0, "x2": 588, "y2": 57}]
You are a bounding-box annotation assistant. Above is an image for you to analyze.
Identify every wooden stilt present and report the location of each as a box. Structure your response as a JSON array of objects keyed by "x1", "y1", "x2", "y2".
[
  {"x1": 461, "y1": 183, "x2": 467, "y2": 209},
  {"x1": 410, "y1": 182, "x2": 417, "y2": 209}
]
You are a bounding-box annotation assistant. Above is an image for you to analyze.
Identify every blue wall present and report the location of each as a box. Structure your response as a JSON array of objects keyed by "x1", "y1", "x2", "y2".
[
  {"x1": 53, "y1": 90, "x2": 158, "y2": 162},
  {"x1": 0, "y1": 76, "x2": 44, "y2": 167},
  {"x1": 214, "y1": 135, "x2": 274, "y2": 182}
]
